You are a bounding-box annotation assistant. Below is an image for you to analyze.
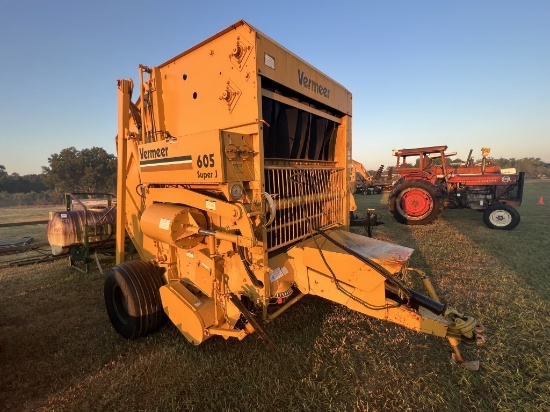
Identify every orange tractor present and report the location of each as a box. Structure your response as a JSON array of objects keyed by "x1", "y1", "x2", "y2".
[{"x1": 388, "y1": 146, "x2": 524, "y2": 230}]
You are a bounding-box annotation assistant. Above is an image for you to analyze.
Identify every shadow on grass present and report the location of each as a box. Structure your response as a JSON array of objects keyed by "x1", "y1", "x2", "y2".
[
  {"x1": 353, "y1": 191, "x2": 550, "y2": 411},
  {"x1": 2, "y1": 191, "x2": 549, "y2": 411},
  {"x1": 440, "y1": 181, "x2": 550, "y2": 301}
]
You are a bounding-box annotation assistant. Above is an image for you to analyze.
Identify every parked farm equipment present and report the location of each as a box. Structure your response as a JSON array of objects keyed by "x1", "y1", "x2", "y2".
[
  {"x1": 0, "y1": 220, "x2": 54, "y2": 267},
  {"x1": 351, "y1": 160, "x2": 379, "y2": 194},
  {"x1": 388, "y1": 146, "x2": 524, "y2": 230},
  {"x1": 103, "y1": 20, "x2": 484, "y2": 367},
  {"x1": 351, "y1": 161, "x2": 394, "y2": 194},
  {"x1": 47, "y1": 193, "x2": 117, "y2": 272},
  {"x1": 374, "y1": 165, "x2": 395, "y2": 192}
]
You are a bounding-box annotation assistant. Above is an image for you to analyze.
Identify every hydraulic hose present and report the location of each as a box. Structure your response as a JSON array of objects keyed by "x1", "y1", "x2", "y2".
[
  {"x1": 238, "y1": 246, "x2": 264, "y2": 288},
  {"x1": 315, "y1": 228, "x2": 447, "y2": 315},
  {"x1": 315, "y1": 228, "x2": 411, "y2": 299},
  {"x1": 406, "y1": 288, "x2": 447, "y2": 315}
]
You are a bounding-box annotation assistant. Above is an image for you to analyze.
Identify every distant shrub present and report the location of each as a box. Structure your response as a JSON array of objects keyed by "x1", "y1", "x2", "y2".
[{"x1": 0, "y1": 191, "x2": 61, "y2": 207}]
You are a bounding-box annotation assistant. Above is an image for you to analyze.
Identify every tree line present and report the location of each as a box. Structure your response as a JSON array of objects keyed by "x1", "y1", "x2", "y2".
[
  {"x1": 1, "y1": 146, "x2": 548, "y2": 207},
  {"x1": 0, "y1": 147, "x2": 116, "y2": 206}
]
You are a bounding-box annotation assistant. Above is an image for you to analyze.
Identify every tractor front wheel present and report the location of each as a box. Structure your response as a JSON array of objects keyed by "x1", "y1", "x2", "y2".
[
  {"x1": 388, "y1": 180, "x2": 444, "y2": 225},
  {"x1": 482, "y1": 203, "x2": 520, "y2": 230}
]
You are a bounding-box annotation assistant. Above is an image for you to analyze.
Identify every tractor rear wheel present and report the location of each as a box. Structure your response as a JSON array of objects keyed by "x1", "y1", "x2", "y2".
[
  {"x1": 388, "y1": 180, "x2": 444, "y2": 225},
  {"x1": 104, "y1": 260, "x2": 166, "y2": 339},
  {"x1": 482, "y1": 203, "x2": 520, "y2": 230}
]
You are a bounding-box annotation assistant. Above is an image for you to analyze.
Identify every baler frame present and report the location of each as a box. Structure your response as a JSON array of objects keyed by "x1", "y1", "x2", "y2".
[{"x1": 106, "y1": 20, "x2": 485, "y2": 368}]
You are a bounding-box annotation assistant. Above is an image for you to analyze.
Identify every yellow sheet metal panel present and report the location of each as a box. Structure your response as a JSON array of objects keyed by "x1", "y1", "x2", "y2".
[
  {"x1": 255, "y1": 29, "x2": 352, "y2": 116},
  {"x1": 303, "y1": 229, "x2": 413, "y2": 276},
  {"x1": 139, "y1": 129, "x2": 224, "y2": 184},
  {"x1": 342, "y1": 279, "x2": 387, "y2": 312},
  {"x1": 176, "y1": 247, "x2": 219, "y2": 298},
  {"x1": 160, "y1": 282, "x2": 218, "y2": 345},
  {"x1": 138, "y1": 129, "x2": 256, "y2": 185},
  {"x1": 302, "y1": 240, "x2": 386, "y2": 295},
  {"x1": 155, "y1": 22, "x2": 260, "y2": 139},
  {"x1": 333, "y1": 229, "x2": 414, "y2": 272},
  {"x1": 140, "y1": 203, "x2": 206, "y2": 248}
]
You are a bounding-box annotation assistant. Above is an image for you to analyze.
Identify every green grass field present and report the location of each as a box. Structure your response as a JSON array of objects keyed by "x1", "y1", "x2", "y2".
[{"x1": 0, "y1": 182, "x2": 549, "y2": 411}]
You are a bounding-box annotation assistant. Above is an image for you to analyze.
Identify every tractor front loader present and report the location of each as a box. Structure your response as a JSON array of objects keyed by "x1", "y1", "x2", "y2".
[{"x1": 107, "y1": 20, "x2": 485, "y2": 367}]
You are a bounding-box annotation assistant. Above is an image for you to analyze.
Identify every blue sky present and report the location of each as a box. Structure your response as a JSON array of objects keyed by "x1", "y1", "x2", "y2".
[{"x1": 0, "y1": 0, "x2": 548, "y2": 174}]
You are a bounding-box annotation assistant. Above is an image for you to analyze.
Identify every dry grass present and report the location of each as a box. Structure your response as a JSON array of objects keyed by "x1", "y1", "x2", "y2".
[
  {"x1": 1, "y1": 182, "x2": 549, "y2": 412},
  {"x1": 0, "y1": 205, "x2": 64, "y2": 266},
  {"x1": 0, "y1": 205, "x2": 56, "y2": 224}
]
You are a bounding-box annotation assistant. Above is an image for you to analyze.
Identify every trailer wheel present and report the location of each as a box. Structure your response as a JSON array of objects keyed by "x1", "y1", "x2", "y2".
[
  {"x1": 482, "y1": 203, "x2": 520, "y2": 230},
  {"x1": 104, "y1": 260, "x2": 166, "y2": 339},
  {"x1": 388, "y1": 180, "x2": 444, "y2": 225}
]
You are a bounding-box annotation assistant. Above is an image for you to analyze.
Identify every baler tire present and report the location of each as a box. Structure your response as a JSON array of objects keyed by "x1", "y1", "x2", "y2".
[
  {"x1": 482, "y1": 203, "x2": 520, "y2": 230},
  {"x1": 104, "y1": 260, "x2": 166, "y2": 339},
  {"x1": 388, "y1": 180, "x2": 444, "y2": 225}
]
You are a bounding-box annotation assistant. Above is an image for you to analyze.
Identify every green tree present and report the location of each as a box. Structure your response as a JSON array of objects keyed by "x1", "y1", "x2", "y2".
[
  {"x1": 42, "y1": 147, "x2": 117, "y2": 194},
  {"x1": 0, "y1": 165, "x2": 7, "y2": 191},
  {"x1": 492, "y1": 157, "x2": 550, "y2": 178},
  {"x1": 0, "y1": 166, "x2": 49, "y2": 193}
]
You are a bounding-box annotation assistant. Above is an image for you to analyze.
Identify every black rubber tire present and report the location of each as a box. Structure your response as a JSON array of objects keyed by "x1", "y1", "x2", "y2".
[
  {"x1": 388, "y1": 180, "x2": 444, "y2": 225},
  {"x1": 482, "y1": 203, "x2": 520, "y2": 230},
  {"x1": 104, "y1": 260, "x2": 166, "y2": 339}
]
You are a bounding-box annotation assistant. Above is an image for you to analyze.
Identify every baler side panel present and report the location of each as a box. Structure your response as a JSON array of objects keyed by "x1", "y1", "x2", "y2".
[{"x1": 156, "y1": 25, "x2": 260, "y2": 139}]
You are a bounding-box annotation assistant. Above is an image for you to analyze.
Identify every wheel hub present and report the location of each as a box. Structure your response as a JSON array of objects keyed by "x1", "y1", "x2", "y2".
[
  {"x1": 489, "y1": 210, "x2": 512, "y2": 226},
  {"x1": 399, "y1": 188, "x2": 433, "y2": 218}
]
